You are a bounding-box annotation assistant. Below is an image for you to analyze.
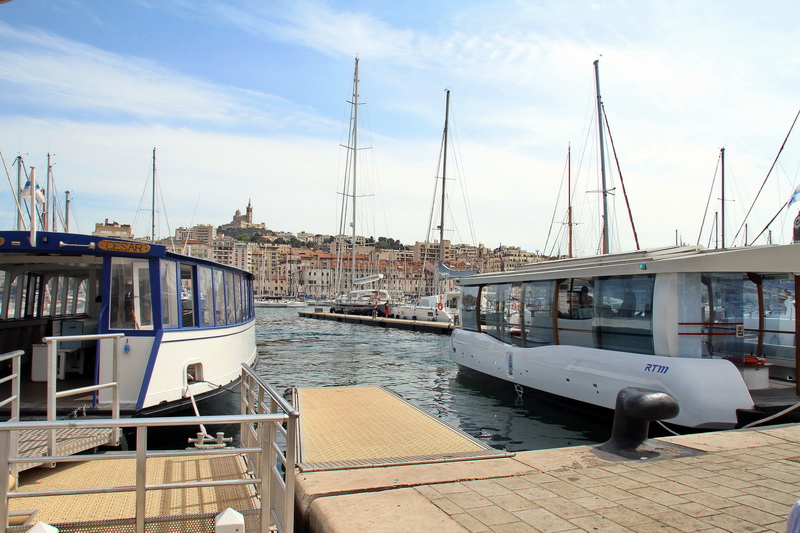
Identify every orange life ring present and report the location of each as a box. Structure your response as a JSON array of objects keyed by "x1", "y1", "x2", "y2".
[
  {"x1": 437, "y1": 302, "x2": 443, "y2": 310},
  {"x1": 744, "y1": 356, "x2": 766, "y2": 365},
  {"x1": 511, "y1": 302, "x2": 517, "y2": 311}
]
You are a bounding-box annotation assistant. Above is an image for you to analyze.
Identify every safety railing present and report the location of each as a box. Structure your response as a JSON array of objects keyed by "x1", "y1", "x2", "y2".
[
  {"x1": 40, "y1": 333, "x2": 125, "y2": 455},
  {"x1": 0, "y1": 410, "x2": 296, "y2": 533},
  {"x1": 0, "y1": 351, "x2": 22, "y2": 477},
  {"x1": 240, "y1": 364, "x2": 299, "y2": 533}
]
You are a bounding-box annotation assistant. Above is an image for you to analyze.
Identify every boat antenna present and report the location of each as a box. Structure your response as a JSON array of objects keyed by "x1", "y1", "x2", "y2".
[{"x1": 594, "y1": 59, "x2": 610, "y2": 254}]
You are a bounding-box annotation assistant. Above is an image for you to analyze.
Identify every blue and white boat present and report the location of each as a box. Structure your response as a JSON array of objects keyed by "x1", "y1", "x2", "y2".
[{"x1": 0, "y1": 229, "x2": 257, "y2": 420}]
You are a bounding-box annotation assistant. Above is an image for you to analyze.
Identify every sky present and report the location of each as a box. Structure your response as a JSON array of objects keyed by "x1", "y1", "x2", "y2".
[{"x1": 1, "y1": 0, "x2": 799, "y2": 257}]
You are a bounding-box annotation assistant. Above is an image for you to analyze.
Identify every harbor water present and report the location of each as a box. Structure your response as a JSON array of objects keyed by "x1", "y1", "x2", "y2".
[{"x1": 254, "y1": 307, "x2": 611, "y2": 452}]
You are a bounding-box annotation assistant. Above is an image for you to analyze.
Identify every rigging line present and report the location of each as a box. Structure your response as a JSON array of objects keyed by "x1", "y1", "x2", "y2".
[
  {"x1": 448, "y1": 108, "x2": 478, "y2": 247},
  {"x1": 696, "y1": 153, "x2": 721, "y2": 246},
  {"x1": 543, "y1": 146, "x2": 570, "y2": 254},
  {"x1": 182, "y1": 194, "x2": 202, "y2": 255},
  {"x1": 0, "y1": 151, "x2": 27, "y2": 227},
  {"x1": 734, "y1": 108, "x2": 800, "y2": 245},
  {"x1": 602, "y1": 105, "x2": 639, "y2": 250}
]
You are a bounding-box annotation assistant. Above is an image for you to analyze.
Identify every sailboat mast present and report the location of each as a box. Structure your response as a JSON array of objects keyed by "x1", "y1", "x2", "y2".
[
  {"x1": 438, "y1": 89, "x2": 450, "y2": 294},
  {"x1": 720, "y1": 147, "x2": 726, "y2": 248},
  {"x1": 151, "y1": 147, "x2": 156, "y2": 243},
  {"x1": 594, "y1": 59, "x2": 610, "y2": 255},
  {"x1": 45, "y1": 152, "x2": 51, "y2": 231},
  {"x1": 350, "y1": 58, "x2": 359, "y2": 290},
  {"x1": 568, "y1": 143, "x2": 573, "y2": 258}
]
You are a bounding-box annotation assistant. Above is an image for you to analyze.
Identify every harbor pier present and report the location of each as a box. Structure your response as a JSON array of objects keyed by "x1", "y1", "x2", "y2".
[
  {"x1": 299, "y1": 310, "x2": 453, "y2": 334},
  {"x1": 295, "y1": 418, "x2": 800, "y2": 532}
]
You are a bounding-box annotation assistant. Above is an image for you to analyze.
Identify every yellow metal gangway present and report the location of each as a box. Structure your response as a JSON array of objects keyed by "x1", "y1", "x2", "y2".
[{"x1": 0, "y1": 365, "x2": 299, "y2": 533}]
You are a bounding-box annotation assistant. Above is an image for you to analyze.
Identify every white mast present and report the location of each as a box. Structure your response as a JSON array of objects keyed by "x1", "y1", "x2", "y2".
[
  {"x1": 350, "y1": 59, "x2": 359, "y2": 290},
  {"x1": 437, "y1": 89, "x2": 451, "y2": 295}
]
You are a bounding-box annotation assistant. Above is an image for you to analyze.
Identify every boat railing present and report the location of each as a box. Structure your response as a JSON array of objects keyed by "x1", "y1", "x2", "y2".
[
  {"x1": 41, "y1": 333, "x2": 125, "y2": 457},
  {"x1": 0, "y1": 351, "x2": 23, "y2": 478},
  {"x1": 0, "y1": 410, "x2": 295, "y2": 532},
  {"x1": 240, "y1": 363, "x2": 299, "y2": 533}
]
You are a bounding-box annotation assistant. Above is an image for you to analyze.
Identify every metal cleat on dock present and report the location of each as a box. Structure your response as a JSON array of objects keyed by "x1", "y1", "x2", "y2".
[{"x1": 188, "y1": 431, "x2": 232, "y2": 449}]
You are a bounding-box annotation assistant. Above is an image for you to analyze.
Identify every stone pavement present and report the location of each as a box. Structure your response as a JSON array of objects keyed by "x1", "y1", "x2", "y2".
[{"x1": 295, "y1": 424, "x2": 800, "y2": 532}]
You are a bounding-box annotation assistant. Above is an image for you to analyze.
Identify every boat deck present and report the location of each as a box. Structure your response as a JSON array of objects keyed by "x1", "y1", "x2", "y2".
[
  {"x1": 750, "y1": 378, "x2": 800, "y2": 407},
  {"x1": 294, "y1": 386, "x2": 511, "y2": 472}
]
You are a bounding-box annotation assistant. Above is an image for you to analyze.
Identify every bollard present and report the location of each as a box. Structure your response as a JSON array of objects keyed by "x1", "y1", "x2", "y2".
[
  {"x1": 215, "y1": 507, "x2": 245, "y2": 532},
  {"x1": 597, "y1": 387, "x2": 679, "y2": 457}
]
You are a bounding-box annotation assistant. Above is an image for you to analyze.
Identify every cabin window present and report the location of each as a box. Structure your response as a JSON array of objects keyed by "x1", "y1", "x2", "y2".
[
  {"x1": 557, "y1": 279, "x2": 593, "y2": 320},
  {"x1": 522, "y1": 280, "x2": 556, "y2": 347},
  {"x1": 594, "y1": 275, "x2": 655, "y2": 354},
  {"x1": 213, "y1": 269, "x2": 226, "y2": 326},
  {"x1": 485, "y1": 283, "x2": 511, "y2": 342},
  {"x1": 0, "y1": 270, "x2": 5, "y2": 318},
  {"x1": 225, "y1": 272, "x2": 236, "y2": 324},
  {"x1": 2, "y1": 272, "x2": 18, "y2": 319},
  {"x1": 198, "y1": 266, "x2": 214, "y2": 327},
  {"x1": 235, "y1": 275, "x2": 245, "y2": 323},
  {"x1": 109, "y1": 258, "x2": 153, "y2": 330},
  {"x1": 461, "y1": 286, "x2": 481, "y2": 331},
  {"x1": 56, "y1": 275, "x2": 69, "y2": 315},
  {"x1": 700, "y1": 273, "x2": 750, "y2": 358},
  {"x1": 503, "y1": 284, "x2": 523, "y2": 345},
  {"x1": 161, "y1": 260, "x2": 179, "y2": 329},
  {"x1": 24, "y1": 273, "x2": 42, "y2": 318},
  {"x1": 180, "y1": 264, "x2": 196, "y2": 328},
  {"x1": 759, "y1": 274, "x2": 795, "y2": 364}
]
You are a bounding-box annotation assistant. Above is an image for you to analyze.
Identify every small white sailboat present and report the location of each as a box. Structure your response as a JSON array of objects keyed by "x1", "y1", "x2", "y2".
[{"x1": 390, "y1": 89, "x2": 476, "y2": 325}]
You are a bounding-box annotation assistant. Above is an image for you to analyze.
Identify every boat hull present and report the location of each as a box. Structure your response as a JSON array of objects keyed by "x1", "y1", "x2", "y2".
[{"x1": 450, "y1": 329, "x2": 756, "y2": 429}]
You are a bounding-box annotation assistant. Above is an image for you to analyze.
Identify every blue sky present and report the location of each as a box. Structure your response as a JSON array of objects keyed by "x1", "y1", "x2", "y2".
[{"x1": 1, "y1": 0, "x2": 799, "y2": 256}]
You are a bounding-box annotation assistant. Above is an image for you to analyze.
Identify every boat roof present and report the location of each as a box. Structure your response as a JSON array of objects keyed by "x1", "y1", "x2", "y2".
[
  {"x1": 457, "y1": 243, "x2": 800, "y2": 285},
  {"x1": 0, "y1": 230, "x2": 253, "y2": 277}
]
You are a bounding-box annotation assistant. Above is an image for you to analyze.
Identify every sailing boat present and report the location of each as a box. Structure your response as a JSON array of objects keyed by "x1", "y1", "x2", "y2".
[
  {"x1": 329, "y1": 57, "x2": 391, "y2": 316},
  {"x1": 390, "y1": 89, "x2": 476, "y2": 324}
]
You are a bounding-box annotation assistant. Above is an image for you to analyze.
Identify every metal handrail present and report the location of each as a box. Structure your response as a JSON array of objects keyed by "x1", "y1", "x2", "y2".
[
  {"x1": 240, "y1": 364, "x2": 299, "y2": 533},
  {"x1": 40, "y1": 333, "x2": 124, "y2": 455},
  {"x1": 0, "y1": 412, "x2": 292, "y2": 533},
  {"x1": 0, "y1": 351, "x2": 22, "y2": 480}
]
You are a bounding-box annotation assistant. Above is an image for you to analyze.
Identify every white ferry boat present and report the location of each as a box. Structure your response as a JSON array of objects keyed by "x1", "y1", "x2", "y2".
[
  {"x1": 0, "y1": 229, "x2": 257, "y2": 420},
  {"x1": 450, "y1": 244, "x2": 800, "y2": 430}
]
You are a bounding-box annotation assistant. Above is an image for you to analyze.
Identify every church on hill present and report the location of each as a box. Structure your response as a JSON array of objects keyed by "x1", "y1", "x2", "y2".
[{"x1": 219, "y1": 199, "x2": 266, "y2": 231}]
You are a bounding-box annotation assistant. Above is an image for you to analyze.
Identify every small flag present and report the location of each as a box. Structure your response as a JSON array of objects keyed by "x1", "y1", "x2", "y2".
[
  {"x1": 21, "y1": 180, "x2": 46, "y2": 203},
  {"x1": 789, "y1": 184, "x2": 800, "y2": 207}
]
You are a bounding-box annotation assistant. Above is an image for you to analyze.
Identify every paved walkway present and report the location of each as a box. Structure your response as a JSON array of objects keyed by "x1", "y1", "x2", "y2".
[{"x1": 295, "y1": 424, "x2": 800, "y2": 532}]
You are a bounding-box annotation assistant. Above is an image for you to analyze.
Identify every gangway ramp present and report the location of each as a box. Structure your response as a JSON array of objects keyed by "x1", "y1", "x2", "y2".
[
  {"x1": 294, "y1": 386, "x2": 512, "y2": 472},
  {"x1": 16, "y1": 426, "x2": 116, "y2": 472}
]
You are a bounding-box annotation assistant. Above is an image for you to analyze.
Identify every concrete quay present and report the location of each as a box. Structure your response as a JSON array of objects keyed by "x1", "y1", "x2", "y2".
[{"x1": 295, "y1": 424, "x2": 800, "y2": 532}]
